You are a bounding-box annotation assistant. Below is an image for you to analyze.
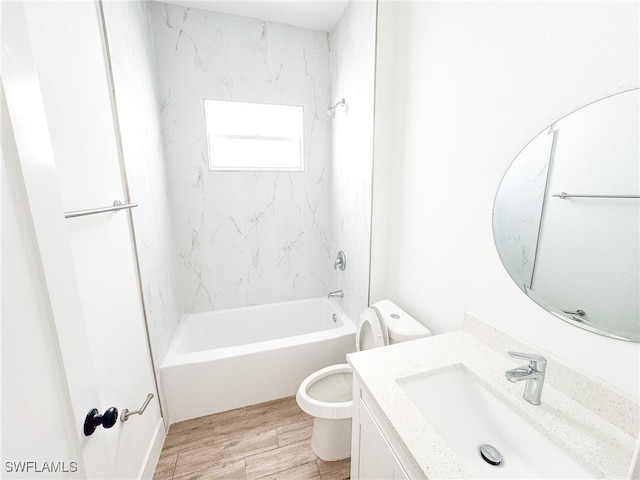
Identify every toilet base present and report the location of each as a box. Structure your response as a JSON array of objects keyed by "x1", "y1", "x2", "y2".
[{"x1": 310, "y1": 417, "x2": 352, "y2": 461}]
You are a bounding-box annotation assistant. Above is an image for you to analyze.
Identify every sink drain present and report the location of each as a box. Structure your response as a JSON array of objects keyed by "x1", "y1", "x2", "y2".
[{"x1": 479, "y1": 444, "x2": 503, "y2": 466}]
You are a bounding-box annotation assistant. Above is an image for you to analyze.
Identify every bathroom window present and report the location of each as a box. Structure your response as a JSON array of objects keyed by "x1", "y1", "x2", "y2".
[{"x1": 204, "y1": 99, "x2": 304, "y2": 172}]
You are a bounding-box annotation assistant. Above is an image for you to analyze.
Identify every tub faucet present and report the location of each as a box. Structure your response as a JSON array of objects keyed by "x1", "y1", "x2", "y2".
[
  {"x1": 505, "y1": 351, "x2": 547, "y2": 405},
  {"x1": 328, "y1": 290, "x2": 344, "y2": 299}
]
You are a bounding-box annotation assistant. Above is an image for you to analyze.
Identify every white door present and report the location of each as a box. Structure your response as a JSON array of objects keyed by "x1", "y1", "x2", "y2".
[{"x1": 2, "y1": 2, "x2": 163, "y2": 478}]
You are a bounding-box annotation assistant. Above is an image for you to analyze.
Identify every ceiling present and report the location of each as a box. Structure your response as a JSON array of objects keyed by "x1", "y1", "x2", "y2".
[{"x1": 156, "y1": 0, "x2": 349, "y2": 32}]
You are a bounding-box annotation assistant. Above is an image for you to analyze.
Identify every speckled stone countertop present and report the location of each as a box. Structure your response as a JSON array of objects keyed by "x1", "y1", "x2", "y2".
[{"x1": 347, "y1": 315, "x2": 638, "y2": 479}]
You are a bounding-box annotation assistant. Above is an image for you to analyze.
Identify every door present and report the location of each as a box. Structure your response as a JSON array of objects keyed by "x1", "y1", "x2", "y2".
[{"x1": 2, "y1": 2, "x2": 163, "y2": 478}]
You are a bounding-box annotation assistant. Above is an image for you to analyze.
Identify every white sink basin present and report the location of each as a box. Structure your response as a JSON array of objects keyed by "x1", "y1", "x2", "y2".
[{"x1": 397, "y1": 365, "x2": 596, "y2": 479}]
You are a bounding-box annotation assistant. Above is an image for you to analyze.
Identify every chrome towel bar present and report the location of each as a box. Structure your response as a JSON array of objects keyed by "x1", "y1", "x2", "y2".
[
  {"x1": 64, "y1": 200, "x2": 138, "y2": 218},
  {"x1": 553, "y1": 192, "x2": 640, "y2": 199}
]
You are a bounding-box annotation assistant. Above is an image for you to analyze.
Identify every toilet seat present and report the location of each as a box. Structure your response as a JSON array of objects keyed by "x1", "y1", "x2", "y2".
[
  {"x1": 356, "y1": 307, "x2": 388, "y2": 351},
  {"x1": 296, "y1": 364, "x2": 352, "y2": 419}
]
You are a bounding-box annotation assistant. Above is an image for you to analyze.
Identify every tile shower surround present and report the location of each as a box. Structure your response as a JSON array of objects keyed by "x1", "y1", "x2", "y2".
[
  {"x1": 150, "y1": 4, "x2": 333, "y2": 313},
  {"x1": 150, "y1": 2, "x2": 376, "y2": 320}
]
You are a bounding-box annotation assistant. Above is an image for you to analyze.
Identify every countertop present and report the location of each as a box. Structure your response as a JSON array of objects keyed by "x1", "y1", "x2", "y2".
[{"x1": 346, "y1": 316, "x2": 638, "y2": 479}]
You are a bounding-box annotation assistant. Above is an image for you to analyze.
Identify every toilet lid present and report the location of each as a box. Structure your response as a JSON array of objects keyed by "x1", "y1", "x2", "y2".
[{"x1": 356, "y1": 307, "x2": 388, "y2": 351}]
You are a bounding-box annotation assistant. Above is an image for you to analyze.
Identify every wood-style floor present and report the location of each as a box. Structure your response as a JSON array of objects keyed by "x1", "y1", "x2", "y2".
[{"x1": 153, "y1": 396, "x2": 350, "y2": 480}]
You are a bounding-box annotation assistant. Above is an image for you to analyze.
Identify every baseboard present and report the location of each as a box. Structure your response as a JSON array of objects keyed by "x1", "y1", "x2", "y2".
[{"x1": 138, "y1": 418, "x2": 166, "y2": 479}]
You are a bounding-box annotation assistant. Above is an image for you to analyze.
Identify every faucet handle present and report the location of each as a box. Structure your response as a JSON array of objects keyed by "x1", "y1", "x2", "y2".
[{"x1": 508, "y1": 351, "x2": 547, "y2": 372}]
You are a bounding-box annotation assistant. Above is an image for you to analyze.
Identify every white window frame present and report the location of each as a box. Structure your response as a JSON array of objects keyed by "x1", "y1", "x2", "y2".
[{"x1": 204, "y1": 99, "x2": 305, "y2": 172}]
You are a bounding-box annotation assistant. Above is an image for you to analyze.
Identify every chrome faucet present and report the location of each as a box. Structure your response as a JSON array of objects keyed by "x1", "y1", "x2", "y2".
[
  {"x1": 505, "y1": 351, "x2": 547, "y2": 405},
  {"x1": 328, "y1": 290, "x2": 344, "y2": 299}
]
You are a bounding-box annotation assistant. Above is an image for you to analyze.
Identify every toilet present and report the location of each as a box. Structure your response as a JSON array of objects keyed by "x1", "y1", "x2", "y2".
[{"x1": 296, "y1": 299, "x2": 431, "y2": 461}]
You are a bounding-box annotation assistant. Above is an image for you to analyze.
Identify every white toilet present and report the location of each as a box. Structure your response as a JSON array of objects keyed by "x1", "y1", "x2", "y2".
[{"x1": 296, "y1": 299, "x2": 431, "y2": 461}]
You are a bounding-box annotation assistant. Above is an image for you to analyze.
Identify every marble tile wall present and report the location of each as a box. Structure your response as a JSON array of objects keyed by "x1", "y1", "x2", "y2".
[
  {"x1": 150, "y1": 3, "x2": 333, "y2": 313},
  {"x1": 492, "y1": 129, "x2": 553, "y2": 290},
  {"x1": 329, "y1": 1, "x2": 377, "y2": 321},
  {"x1": 148, "y1": 1, "x2": 377, "y2": 319}
]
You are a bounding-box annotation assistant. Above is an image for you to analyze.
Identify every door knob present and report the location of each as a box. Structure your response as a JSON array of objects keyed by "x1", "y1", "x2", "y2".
[{"x1": 83, "y1": 407, "x2": 118, "y2": 436}]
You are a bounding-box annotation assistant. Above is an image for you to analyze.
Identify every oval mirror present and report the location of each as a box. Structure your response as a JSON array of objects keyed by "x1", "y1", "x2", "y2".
[{"x1": 493, "y1": 89, "x2": 639, "y2": 342}]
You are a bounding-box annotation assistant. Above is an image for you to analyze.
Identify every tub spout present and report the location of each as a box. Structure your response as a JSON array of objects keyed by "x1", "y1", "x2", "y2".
[{"x1": 328, "y1": 290, "x2": 343, "y2": 299}]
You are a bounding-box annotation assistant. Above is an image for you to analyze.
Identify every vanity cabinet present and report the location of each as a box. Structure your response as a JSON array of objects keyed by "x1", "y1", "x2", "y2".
[{"x1": 351, "y1": 376, "x2": 414, "y2": 480}]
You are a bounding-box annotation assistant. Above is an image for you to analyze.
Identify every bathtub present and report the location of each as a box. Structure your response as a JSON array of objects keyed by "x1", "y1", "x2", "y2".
[{"x1": 160, "y1": 297, "x2": 356, "y2": 423}]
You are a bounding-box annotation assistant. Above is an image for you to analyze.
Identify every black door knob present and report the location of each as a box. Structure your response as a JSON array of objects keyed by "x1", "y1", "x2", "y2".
[{"x1": 83, "y1": 407, "x2": 118, "y2": 436}]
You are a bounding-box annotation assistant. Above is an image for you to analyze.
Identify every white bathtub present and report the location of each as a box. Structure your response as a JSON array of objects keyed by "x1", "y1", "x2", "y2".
[{"x1": 160, "y1": 297, "x2": 356, "y2": 423}]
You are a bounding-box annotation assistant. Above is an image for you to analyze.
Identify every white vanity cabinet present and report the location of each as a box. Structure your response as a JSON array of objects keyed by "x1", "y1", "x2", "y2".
[{"x1": 351, "y1": 375, "x2": 416, "y2": 480}]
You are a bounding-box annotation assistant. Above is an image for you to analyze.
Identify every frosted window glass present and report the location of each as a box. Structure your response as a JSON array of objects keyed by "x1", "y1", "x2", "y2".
[{"x1": 204, "y1": 99, "x2": 304, "y2": 171}]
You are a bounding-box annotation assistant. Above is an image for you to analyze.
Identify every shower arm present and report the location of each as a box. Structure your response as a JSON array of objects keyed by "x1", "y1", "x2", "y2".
[{"x1": 327, "y1": 98, "x2": 346, "y2": 117}]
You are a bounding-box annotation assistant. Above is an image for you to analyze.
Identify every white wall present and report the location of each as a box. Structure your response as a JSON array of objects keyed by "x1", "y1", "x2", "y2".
[
  {"x1": 372, "y1": 1, "x2": 639, "y2": 401},
  {"x1": 150, "y1": 3, "x2": 333, "y2": 313},
  {"x1": 329, "y1": 0, "x2": 377, "y2": 321},
  {"x1": 101, "y1": 0, "x2": 183, "y2": 384}
]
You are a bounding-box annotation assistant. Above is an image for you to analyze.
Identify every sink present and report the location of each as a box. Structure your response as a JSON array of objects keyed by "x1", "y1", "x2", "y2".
[{"x1": 396, "y1": 365, "x2": 596, "y2": 479}]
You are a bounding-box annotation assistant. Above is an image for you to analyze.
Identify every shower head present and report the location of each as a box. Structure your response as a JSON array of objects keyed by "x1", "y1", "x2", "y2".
[{"x1": 326, "y1": 98, "x2": 346, "y2": 117}]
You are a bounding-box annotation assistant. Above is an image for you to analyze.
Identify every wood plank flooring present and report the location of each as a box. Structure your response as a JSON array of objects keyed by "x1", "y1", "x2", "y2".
[{"x1": 153, "y1": 396, "x2": 350, "y2": 480}]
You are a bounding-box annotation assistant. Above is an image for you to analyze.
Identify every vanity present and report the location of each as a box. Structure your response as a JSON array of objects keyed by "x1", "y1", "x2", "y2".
[
  {"x1": 346, "y1": 88, "x2": 639, "y2": 479},
  {"x1": 347, "y1": 315, "x2": 638, "y2": 479}
]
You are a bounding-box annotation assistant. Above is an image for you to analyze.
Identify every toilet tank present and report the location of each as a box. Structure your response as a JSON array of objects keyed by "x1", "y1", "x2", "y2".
[{"x1": 373, "y1": 300, "x2": 432, "y2": 344}]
